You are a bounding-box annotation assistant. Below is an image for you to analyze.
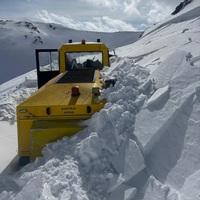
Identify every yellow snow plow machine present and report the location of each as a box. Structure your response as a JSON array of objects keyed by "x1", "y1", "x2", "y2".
[{"x1": 17, "y1": 39, "x2": 111, "y2": 165}]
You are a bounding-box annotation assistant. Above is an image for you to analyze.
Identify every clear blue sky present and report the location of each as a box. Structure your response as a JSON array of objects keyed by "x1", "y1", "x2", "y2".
[{"x1": 0, "y1": 0, "x2": 182, "y2": 32}]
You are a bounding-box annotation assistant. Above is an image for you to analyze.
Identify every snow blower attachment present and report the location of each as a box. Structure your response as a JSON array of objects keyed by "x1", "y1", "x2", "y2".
[{"x1": 17, "y1": 39, "x2": 110, "y2": 165}]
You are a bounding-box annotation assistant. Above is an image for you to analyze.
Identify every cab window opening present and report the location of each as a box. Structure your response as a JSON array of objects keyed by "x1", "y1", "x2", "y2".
[{"x1": 65, "y1": 51, "x2": 103, "y2": 70}]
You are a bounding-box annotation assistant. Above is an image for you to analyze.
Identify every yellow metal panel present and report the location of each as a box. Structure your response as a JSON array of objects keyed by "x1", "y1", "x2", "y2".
[
  {"x1": 18, "y1": 82, "x2": 102, "y2": 107},
  {"x1": 18, "y1": 102, "x2": 105, "y2": 119},
  {"x1": 17, "y1": 119, "x2": 32, "y2": 156},
  {"x1": 30, "y1": 120, "x2": 85, "y2": 161}
]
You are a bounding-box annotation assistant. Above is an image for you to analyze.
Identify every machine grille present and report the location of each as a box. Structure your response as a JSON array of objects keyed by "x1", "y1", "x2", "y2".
[{"x1": 56, "y1": 68, "x2": 96, "y2": 83}]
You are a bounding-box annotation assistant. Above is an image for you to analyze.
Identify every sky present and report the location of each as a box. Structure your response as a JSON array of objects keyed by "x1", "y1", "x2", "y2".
[{"x1": 0, "y1": 0, "x2": 183, "y2": 32}]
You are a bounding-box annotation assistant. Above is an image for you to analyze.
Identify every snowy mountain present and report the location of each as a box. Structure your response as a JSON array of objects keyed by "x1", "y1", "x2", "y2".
[
  {"x1": 0, "y1": 20, "x2": 141, "y2": 85},
  {"x1": 1, "y1": 0, "x2": 200, "y2": 199}
]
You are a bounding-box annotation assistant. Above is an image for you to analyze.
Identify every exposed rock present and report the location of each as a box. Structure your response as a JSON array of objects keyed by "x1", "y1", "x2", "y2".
[{"x1": 171, "y1": 0, "x2": 193, "y2": 15}]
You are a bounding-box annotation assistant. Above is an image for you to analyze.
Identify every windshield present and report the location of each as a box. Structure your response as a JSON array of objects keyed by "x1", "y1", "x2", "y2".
[{"x1": 65, "y1": 51, "x2": 103, "y2": 70}]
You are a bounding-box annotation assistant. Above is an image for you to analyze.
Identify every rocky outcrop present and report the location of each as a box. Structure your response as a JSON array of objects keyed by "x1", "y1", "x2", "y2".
[{"x1": 171, "y1": 0, "x2": 193, "y2": 15}]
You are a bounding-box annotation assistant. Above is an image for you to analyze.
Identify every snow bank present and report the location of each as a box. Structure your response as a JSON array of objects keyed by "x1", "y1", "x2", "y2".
[
  {"x1": 142, "y1": 0, "x2": 200, "y2": 38},
  {"x1": 134, "y1": 50, "x2": 200, "y2": 155},
  {"x1": 0, "y1": 71, "x2": 37, "y2": 123},
  {"x1": 0, "y1": 122, "x2": 17, "y2": 173},
  {"x1": 0, "y1": 57, "x2": 154, "y2": 200},
  {"x1": 135, "y1": 49, "x2": 200, "y2": 198},
  {"x1": 1, "y1": 157, "x2": 89, "y2": 200}
]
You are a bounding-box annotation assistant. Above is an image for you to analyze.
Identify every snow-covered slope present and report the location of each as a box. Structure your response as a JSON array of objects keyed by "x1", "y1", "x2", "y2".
[
  {"x1": 0, "y1": 20, "x2": 141, "y2": 85},
  {"x1": 1, "y1": 0, "x2": 200, "y2": 199}
]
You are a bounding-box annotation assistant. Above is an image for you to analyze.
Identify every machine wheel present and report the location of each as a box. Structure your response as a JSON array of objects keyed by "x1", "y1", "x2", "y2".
[{"x1": 19, "y1": 156, "x2": 30, "y2": 166}]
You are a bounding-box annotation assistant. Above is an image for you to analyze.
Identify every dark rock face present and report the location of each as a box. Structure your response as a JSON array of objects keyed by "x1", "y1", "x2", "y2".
[{"x1": 171, "y1": 0, "x2": 193, "y2": 15}]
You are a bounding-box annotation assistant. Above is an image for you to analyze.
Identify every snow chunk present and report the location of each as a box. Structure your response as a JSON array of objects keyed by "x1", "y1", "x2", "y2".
[
  {"x1": 147, "y1": 84, "x2": 170, "y2": 106},
  {"x1": 142, "y1": 176, "x2": 180, "y2": 200},
  {"x1": 180, "y1": 170, "x2": 200, "y2": 200},
  {"x1": 75, "y1": 132, "x2": 103, "y2": 170},
  {"x1": 111, "y1": 140, "x2": 145, "y2": 182},
  {"x1": 108, "y1": 184, "x2": 136, "y2": 200},
  {"x1": 124, "y1": 188, "x2": 137, "y2": 200},
  {"x1": 124, "y1": 139, "x2": 145, "y2": 182},
  {"x1": 107, "y1": 173, "x2": 124, "y2": 193},
  {"x1": 107, "y1": 173, "x2": 137, "y2": 200},
  {"x1": 16, "y1": 77, "x2": 37, "y2": 89}
]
